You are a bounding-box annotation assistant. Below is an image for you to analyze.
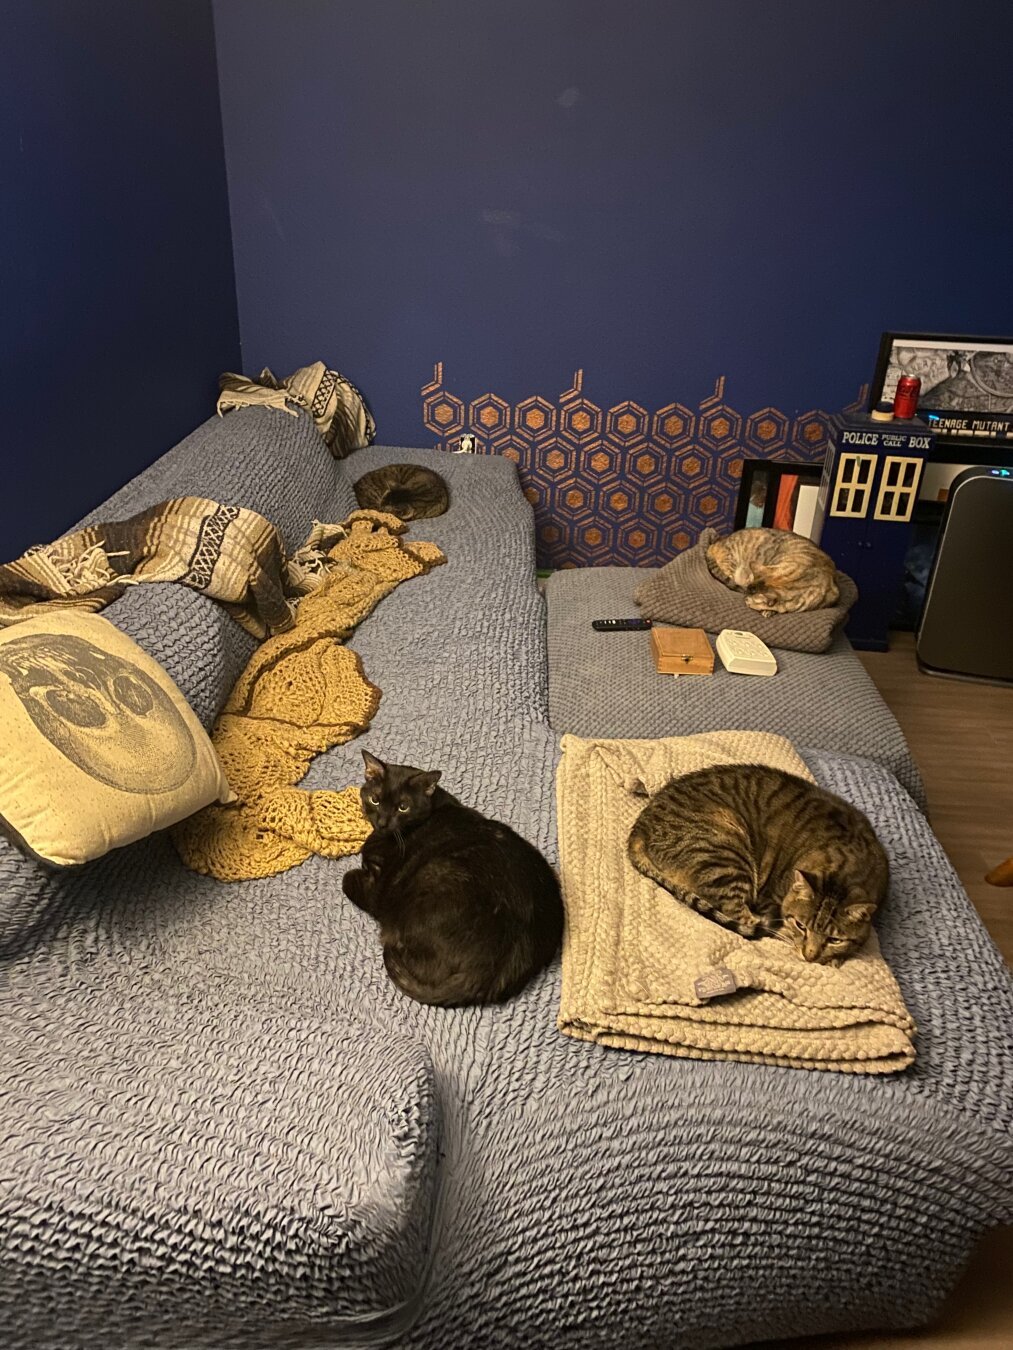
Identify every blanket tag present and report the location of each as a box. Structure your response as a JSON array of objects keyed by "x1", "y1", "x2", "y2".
[{"x1": 694, "y1": 967, "x2": 739, "y2": 1001}]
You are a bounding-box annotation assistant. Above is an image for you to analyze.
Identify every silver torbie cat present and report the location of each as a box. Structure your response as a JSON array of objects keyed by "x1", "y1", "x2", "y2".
[{"x1": 706, "y1": 527, "x2": 840, "y2": 614}]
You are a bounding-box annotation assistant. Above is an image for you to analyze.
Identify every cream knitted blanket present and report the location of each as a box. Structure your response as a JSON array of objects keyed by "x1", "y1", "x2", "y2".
[{"x1": 557, "y1": 731, "x2": 916, "y2": 1073}]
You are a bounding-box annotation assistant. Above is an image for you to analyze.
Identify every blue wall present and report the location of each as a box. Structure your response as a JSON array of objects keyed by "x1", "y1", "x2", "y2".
[
  {"x1": 214, "y1": 0, "x2": 1013, "y2": 437},
  {"x1": 1, "y1": 0, "x2": 240, "y2": 559},
  {"x1": 6, "y1": 2, "x2": 1011, "y2": 565}
]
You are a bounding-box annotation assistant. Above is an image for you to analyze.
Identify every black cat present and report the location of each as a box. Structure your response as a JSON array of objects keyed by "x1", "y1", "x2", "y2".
[{"x1": 342, "y1": 751, "x2": 563, "y2": 1006}]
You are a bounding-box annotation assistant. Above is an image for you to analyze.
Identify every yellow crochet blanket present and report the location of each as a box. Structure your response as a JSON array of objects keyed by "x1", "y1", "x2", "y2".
[{"x1": 173, "y1": 511, "x2": 444, "y2": 881}]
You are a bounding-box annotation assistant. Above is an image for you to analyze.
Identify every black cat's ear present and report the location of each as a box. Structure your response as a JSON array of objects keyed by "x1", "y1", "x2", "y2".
[
  {"x1": 362, "y1": 751, "x2": 385, "y2": 781},
  {"x1": 410, "y1": 769, "x2": 441, "y2": 797}
]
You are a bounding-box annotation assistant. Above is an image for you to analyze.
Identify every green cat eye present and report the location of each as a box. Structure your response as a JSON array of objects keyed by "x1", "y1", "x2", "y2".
[
  {"x1": 398, "y1": 803, "x2": 410, "y2": 813},
  {"x1": 368, "y1": 795, "x2": 379, "y2": 806}
]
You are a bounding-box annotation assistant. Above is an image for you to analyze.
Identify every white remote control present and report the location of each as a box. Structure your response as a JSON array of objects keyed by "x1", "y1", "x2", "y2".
[{"x1": 715, "y1": 629, "x2": 778, "y2": 677}]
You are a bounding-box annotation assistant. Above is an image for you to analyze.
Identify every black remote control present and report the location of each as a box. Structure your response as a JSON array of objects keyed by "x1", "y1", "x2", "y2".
[{"x1": 591, "y1": 618, "x2": 653, "y2": 631}]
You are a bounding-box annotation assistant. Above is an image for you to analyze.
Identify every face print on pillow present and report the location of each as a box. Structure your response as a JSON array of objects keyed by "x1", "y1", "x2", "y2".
[{"x1": 0, "y1": 632, "x2": 196, "y2": 793}]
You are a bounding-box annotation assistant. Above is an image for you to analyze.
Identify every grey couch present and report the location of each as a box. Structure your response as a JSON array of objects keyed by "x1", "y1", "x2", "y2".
[{"x1": 0, "y1": 407, "x2": 1010, "y2": 1349}]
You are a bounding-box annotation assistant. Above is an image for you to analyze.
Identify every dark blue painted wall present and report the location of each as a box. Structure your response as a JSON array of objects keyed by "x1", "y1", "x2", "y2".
[
  {"x1": 214, "y1": 0, "x2": 1013, "y2": 442},
  {"x1": 1, "y1": 0, "x2": 240, "y2": 558}
]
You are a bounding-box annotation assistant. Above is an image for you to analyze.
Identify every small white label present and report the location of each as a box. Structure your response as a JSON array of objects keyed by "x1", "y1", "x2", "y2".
[{"x1": 694, "y1": 967, "x2": 739, "y2": 1001}]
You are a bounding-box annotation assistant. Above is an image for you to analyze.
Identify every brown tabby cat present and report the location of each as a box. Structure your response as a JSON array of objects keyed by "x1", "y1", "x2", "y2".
[
  {"x1": 353, "y1": 464, "x2": 449, "y2": 520},
  {"x1": 627, "y1": 764, "x2": 888, "y2": 964},
  {"x1": 705, "y1": 527, "x2": 840, "y2": 614}
]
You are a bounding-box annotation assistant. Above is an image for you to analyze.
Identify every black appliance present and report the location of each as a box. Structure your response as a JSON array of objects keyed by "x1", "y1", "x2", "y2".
[{"x1": 917, "y1": 466, "x2": 1013, "y2": 684}]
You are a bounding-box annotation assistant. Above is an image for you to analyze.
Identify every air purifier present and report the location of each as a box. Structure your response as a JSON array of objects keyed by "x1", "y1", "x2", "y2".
[{"x1": 917, "y1": 466, "x2": 1013, "y2": 684}]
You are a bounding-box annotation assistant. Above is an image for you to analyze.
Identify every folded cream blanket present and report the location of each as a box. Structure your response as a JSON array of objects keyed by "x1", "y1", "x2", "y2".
[
  {"x1": 633, "y1": 529, "x2": 858, "y2": 653},
  {"x1": 557, "y1": 730, "x2": 916, "y2": 1073}
]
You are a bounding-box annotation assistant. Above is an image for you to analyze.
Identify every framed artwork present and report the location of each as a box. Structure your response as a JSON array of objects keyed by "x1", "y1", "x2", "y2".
[
  {"x1": 734, "y1": 461, "x2": 823, "y2": 537},
  {"x1": 868, "y1": 332, "x2": 1013, "y2": 440}
]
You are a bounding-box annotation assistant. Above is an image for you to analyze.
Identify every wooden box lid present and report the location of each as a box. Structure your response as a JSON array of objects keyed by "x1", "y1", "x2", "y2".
[{"x1": 650, "y1": 625, "x2": 715, "y2": 675}]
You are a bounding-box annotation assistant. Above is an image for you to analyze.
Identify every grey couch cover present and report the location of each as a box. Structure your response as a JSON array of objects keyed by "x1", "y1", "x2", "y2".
[
  {"x1": 545, "y1": 565, "x2": 927, "y2": 808},
  {"x1": 0, "y1": 407, "x2": 1010, "y2": 1349}
]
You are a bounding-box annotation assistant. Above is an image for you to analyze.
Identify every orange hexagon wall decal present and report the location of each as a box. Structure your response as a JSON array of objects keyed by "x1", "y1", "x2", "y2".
[
  {"x1": 469, "y1": 393, "x2": 510, "y2": 436},
  {"x1": 419, "y1": 364, "x2": 846, "y2": 569},
  {"x1": 652, "y1": 403, "x2": 695, "y2": 449}
]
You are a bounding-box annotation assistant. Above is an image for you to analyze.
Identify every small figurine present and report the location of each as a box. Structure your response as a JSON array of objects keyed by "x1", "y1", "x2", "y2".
[{"x1": 455, "y1": 434, "x2": 477, "y2": 454}]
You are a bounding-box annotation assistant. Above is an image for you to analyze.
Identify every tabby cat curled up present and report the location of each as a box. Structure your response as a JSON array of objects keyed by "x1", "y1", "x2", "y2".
[
  {"x1": 628, "y1": 764, "x2": 888, "y2": 964},
  {"x1": 343, "y1": 752, "x2": 563, "y2": 1005},
  {"x1": 353, "y1": 463, "x2": 449, "y2": 521}
]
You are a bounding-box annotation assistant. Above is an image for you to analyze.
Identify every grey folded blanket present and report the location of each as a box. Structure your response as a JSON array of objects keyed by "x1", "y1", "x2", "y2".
[{"x1": 634, "y1": 529, "x2": 858, "y2": 654}]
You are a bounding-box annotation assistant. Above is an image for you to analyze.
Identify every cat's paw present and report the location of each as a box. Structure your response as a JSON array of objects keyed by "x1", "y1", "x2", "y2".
[
  {"x1": 744, "y1": 593, "x2": 772, "y2": 614},
  {"x1": 342, "y1": 868, "x2": 365, "y2": 901}
]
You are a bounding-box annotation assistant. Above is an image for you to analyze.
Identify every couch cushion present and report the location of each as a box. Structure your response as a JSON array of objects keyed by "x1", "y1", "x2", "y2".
[
  {"x1": 76, "y1": 405, "x2": 362, "y2": 725},
  {"x1": 0, "y1": 974, "x2": 439, "y2": 1347},
  {"x1": 103, "y1": 583, "x2": 257, "y2": 729},
  {"x1": 545, "y1": 565, "x2": 926, "y2": 808}
]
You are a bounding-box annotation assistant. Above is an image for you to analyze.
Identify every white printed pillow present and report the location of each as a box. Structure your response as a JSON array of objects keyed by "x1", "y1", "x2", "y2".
[{"x1": 0, "y1": 610, "x2": 233, "y2": 866}]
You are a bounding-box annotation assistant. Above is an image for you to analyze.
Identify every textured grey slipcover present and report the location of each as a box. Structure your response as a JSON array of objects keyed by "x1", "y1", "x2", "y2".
[
  {"x1": 545, "y1": 565, "x2": 927, "y2": 808},
  {"x1": 0, "y1": 410, "x2": 1010, "y2": 1348}
]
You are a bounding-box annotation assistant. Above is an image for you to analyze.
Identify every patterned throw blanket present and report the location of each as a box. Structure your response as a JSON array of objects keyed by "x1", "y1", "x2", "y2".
[
  {"x1": 173, "y1": 513, "x2": 444, "y2": 881},
  {"x1": 0, "y1": 495, "x2": 445, "y2": 881},
  {"x1": 557, "y1": 730, "x2": 916, "y2": 1074},
  {"x1": 217, "y1": 361, "x2": 375, "y2": 459},
  {"x1": 0, "y1": 497, "x2": 356, "y2": 639}
]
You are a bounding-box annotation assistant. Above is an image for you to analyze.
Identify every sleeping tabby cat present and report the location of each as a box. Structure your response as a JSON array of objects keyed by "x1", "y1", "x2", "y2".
[
  {"x1": 705, "y1": 527, "x2": 839, "y2": 614},
  {"x1": 627, "y1": 763, "x2": 888, "y2": 964},
  {"x1": 353, "y1": 463, "x2": 449, "y2": 520},
  {"x1": 342, "y1": 751, "x2": 563, "y2": 1005}
]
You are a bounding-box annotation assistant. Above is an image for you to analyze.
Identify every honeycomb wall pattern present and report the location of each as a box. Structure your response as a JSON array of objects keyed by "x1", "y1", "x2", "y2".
[{"x1": 421, "y1": 364, "x2": 861, "y2": 569}]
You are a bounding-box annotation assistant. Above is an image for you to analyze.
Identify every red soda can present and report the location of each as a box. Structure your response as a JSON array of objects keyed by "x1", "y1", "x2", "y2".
[{"x1": 893, "y1": 375, "x2": 921, "y2": 419}]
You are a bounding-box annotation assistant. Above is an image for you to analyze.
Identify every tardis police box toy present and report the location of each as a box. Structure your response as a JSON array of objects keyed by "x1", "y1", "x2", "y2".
[{"x1": 811, "y1": 413, "x2": 935, "y2": 651}]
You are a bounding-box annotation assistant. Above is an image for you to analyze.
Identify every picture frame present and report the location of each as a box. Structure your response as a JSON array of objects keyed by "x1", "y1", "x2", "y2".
[
  {"x1": 868, "y1": 331, "x2": 1013, "y2": 441},
  {"x1": 734, "y1": 461, "x2": 823, "y2": 537}
]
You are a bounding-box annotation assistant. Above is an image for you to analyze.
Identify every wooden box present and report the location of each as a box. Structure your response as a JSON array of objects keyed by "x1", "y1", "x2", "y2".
[{"x1": 650, "y1": 626, "x2": 714, "y2": 675}]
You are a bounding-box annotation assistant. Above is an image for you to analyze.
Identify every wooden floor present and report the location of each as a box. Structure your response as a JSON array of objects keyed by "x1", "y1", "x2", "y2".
[{"x1": 792, "y1": 633, "x2": 1013, "y2": 1350}]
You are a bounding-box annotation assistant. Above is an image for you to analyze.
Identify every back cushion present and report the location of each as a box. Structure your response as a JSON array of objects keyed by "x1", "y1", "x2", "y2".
[
  {"x1": 77, "y1": 404, "x2": 363, "y2": 721},
  {"x1": 77, "y1": 406, "x2": 359, "y2": 553},
  {"x1": 104, "y1": 584, "x2": 256, "y2": 730}
]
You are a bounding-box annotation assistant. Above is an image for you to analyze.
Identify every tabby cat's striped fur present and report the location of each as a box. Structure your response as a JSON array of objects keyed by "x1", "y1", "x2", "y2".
[
  {"x1": 627, "y1": 764, "x2": 888, "y2": 964},
  {"x1": 706, "y1": 527, "x2": 840, "y2": 614},
  {"x1": 353, "y1": 463, "x2": 449, "y2": 521}
]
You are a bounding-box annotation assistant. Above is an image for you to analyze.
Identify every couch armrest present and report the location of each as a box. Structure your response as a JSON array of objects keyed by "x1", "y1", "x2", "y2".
[{"x1": 0, "y1": 977, "x2": 440, "y2": 1345}]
